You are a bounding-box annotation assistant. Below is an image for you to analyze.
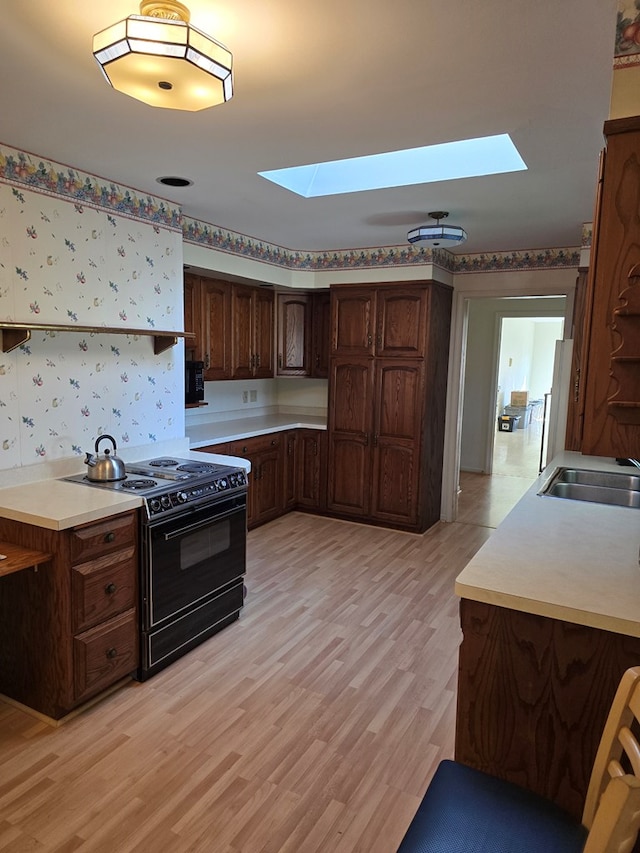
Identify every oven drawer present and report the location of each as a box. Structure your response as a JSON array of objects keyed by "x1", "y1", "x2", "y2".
[
  {"x1": 69, "y1": 511, "x2": 137, "y2": 564},
  {"x1": 71, "y1": 546, "x2": 137, "y2": 633},
  {"x1": 142, "y1": 580, "x2": 244, "y2": 678},
  {"x1": 73, "y1": 608, "x2": 138, "y2": 703}
]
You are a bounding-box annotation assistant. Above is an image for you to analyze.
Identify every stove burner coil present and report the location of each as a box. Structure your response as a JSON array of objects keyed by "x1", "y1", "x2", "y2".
[
  {"x1": 146, "y1": 458, "x2": 179, "y2": 468},
  {"x1": 175, "y1": 462, "x2": 218, "y2": 474},
  {"x1": 121, "y1": 478, "x2": 158, "y2": 490}
]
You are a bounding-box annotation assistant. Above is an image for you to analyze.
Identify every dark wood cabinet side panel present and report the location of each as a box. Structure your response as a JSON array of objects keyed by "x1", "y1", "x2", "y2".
[
  {"x1": 0, "y1": 519, "x2": 73, "y2": 716},
  {"x1": 582, "y1": 128, "x2": 640, "y2": 457},
  {"x1": 456, "y1": 598, "x2": 640, "y2": 821}
]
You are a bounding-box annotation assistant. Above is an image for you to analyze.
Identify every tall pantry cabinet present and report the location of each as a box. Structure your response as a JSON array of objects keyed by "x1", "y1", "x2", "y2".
[
  {"x1": 327, "y1": 282, "x2": 453, "y2": 533},
  {"x1": 579, "y1": 116, "x2": 640, "y2": 458}
]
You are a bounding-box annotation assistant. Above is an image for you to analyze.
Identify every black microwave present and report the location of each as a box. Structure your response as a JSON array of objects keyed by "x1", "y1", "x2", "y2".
[{"x1": 185, "y1": 360, "x2": 205, "y2": 404}]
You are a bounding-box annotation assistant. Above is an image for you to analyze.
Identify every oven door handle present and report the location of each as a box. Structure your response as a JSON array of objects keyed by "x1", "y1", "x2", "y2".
[{"x1": 163, "y1": 505, "x2": 243, "y2": 540}]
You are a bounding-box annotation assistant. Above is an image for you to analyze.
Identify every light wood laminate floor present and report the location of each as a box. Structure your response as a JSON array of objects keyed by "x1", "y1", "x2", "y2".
[{"x1": 1, "y1": 486, "x2": 513, "y2": 853}]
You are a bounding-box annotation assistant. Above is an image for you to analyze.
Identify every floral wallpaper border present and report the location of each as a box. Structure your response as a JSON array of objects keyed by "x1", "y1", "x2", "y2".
[
  {"x1": 0, "y1": 143, "x2": 182, "y2": 232},
  {"x1": 183, "y1": 215, "x2": 581, "y2": 274}
]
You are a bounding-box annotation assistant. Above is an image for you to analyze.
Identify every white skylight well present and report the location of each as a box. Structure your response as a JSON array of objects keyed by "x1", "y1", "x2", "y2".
[{"x1": 258, "y1": 133, "x2": 527, "y2": 198}]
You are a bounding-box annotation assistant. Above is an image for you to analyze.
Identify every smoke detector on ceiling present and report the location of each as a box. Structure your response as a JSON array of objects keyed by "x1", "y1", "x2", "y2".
[{"x1": 407, "y1": 211, "x2": 467, "y2": 248}]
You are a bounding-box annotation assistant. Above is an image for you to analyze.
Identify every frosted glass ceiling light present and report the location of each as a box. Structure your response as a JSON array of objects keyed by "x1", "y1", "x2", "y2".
[
  {"x1": 93, "y1": 1, "x2": 233, "y2": 111},
  {"x1": 407, "y1": 211, "x2": 467, "y2": 249}
]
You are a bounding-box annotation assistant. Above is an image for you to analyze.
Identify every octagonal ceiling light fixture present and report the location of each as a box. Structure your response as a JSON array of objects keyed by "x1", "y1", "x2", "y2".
[
  {"x1": 93, "y1": 1, "x2": 233, "y2": 111},
  {"x1": 407, "y1": 211, "x2": 467, "y2": 249}
]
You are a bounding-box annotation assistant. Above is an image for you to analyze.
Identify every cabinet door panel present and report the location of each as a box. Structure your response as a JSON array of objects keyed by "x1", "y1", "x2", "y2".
[
  {"x1": 253, "y1": 448, "x2": 282, "y2": 526},
  {"x1": 327, "y1": 434, "x2": 370, "y2": 516},
  {"x1": 297, "y1": 429, "x2": 327, "y2": 509},
  {"x1": 283, "y1": 431, "x2": 297, "y2": 510},
  {"x1": 231, "y1": 285, "x2": 254, "y2": 379},
  {"x1": 183, "y1": 273, "x2": 201, "y2": 361},
  {"x1": 329, "y1": 358, "x2": 373, "y2": 435},
  {"x1": 201, "y1": 279, "x2": 231, "y2": 380},
  {"x1": 371, "y1": 443, "x2": 417, "y2": 524},
  {"x1": 311, "y1": 291, "x2": 331, "y2": 377},
  {"x1": 278, "y1": 293, "x2": 310, "y2": 375},
  {"x1": 331, "y1": 289, "x2": 375, "y2": 355},
  {"x1": 253, "y1": 289, "x2": 274, "y2": 378},
  {"x1": 376, "y1": 361, "x2": 423, "y2": 441},
  {"x1": 376, "y1": 288, "x2": 428, "y2": 358}
]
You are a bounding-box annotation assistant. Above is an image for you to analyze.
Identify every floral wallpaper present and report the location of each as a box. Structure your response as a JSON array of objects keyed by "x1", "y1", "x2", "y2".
[
  {"x1": 0, "y1": 143, "x2": 184, "y2": 471},
  {"x1": 616, "y1": 1, "x2": 640, "y2": 66}
]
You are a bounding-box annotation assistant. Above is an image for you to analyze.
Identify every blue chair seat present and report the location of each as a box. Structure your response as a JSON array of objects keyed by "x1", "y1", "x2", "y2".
[{"x1": 397, "y1": 760, "x2": 588, "y2": 853}]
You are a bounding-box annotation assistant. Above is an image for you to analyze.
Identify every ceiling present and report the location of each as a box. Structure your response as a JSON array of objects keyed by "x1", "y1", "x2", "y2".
[{"x1": 1, "y1": 0, "x2": 619, "y2": 257}]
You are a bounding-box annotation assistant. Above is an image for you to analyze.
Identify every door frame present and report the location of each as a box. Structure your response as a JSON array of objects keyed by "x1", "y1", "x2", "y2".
[{"x1": 441, "y1": 277, "x2": 576, "y2": 523}]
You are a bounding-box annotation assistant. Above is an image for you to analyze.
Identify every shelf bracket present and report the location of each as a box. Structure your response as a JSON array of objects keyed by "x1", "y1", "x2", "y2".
[{"x1": 1, "y1": 328, "x2": 31, "y2": 353}]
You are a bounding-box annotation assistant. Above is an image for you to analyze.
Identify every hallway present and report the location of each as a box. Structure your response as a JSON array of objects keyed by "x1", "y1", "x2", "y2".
[{"x1": 458, "y1": 413, "x2": 544, "y2": 529}]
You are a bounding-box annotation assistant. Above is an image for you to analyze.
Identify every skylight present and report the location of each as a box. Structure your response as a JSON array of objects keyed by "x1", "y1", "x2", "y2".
[{"x1": 258, "y1": 133, "x2": 527, "y2": 198}]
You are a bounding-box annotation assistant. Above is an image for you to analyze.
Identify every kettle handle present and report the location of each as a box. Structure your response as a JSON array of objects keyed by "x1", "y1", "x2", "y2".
[{"x1": 95, "y1": 434, "x2": 117, "y2": 454}]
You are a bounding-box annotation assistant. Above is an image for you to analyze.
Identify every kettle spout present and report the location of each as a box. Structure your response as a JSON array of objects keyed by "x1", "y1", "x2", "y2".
[{"x1": 85, "y1": 452, "x2": 96, "y2": 467}]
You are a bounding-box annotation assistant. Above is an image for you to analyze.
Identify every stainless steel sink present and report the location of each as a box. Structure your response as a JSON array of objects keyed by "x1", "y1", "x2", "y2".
[{"x1": 538, "y1": 467, "x2": 640, "y2": 509}]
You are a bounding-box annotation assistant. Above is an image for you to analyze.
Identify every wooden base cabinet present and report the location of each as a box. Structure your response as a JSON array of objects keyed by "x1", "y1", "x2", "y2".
[
  {"x1": 455, "y1": 599, "x2": 640, "y2": 821},
  {"x1": 230, "y1": 434, "x2": 283, "y2": 528},
  {"x1": 0, "y1": 510, "x2": 139, "y2": 720},
  {"x1": 327, "y1": 282, "x2": 452, "y2": 532}
]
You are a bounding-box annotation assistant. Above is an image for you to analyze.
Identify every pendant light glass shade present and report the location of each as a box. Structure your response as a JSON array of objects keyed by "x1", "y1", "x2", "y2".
[
  {"x1": 93, "y1": 2, "x2": 233, "y2": 111},
  {"x1": 407, "y1": 211, "x2": 467, "y2": 248}
]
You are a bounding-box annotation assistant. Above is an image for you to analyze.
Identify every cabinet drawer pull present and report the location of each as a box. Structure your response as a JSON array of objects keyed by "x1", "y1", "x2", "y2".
[
  {"x1": 105, "y1": 582, "x2": 117, "y2": 595},
  {"x1": 106, "y1": 647, "x2": 118, "y2": 659},
  {"x1": 271, "y1": 439, "x2": 276, "y2": 446},
  {"x1": 104, "y1": 532, "x2": 116, "y2": 543}
]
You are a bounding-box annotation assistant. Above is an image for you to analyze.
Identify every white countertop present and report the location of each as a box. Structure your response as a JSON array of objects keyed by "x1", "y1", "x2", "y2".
[
  {"x1": 187, "y1": 414, "x2": 327, "y2": 448},
  {"x1": 0, "y1": 450, "x2": 251, "y2": 531},
  {"x1": 455, "y1": 452, "x2": 640, "y2": 638}
]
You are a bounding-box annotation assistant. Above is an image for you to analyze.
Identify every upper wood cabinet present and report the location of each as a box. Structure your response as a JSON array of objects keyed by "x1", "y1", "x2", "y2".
[
  {"x1": 231, "y1": 284, "x2": 274, "y2": 380},
  {"x1": 185, "y1": 274, "x2": 274, "y2": 381},
  {"x1": 331, "y1": 285, "x2": 430, "y2": 358},
  {"x1": 580, "y1": 117, "x2": 640, "y2": 458},
  {"x1": 184, "y1": 273, "x2": 231, "y2": 380},
  {"x1": 276, "y1": 290, "x2": 330, "y2": 377},
  {"x1": 277, "y1": 291, "x2": 311, "y2": 376}
]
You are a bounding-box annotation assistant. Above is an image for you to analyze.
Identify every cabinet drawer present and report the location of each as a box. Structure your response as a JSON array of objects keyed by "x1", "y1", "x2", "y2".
[
  {"x1": 69, "y1": 512, "x2": 137, "y2": 564},
  {"x1": 71, "y1": 546, "x2": 137, "y2": 633},
  {"x1": 74, "y1": 608, "x2": 138, "y2": 703},
  {"x1": 231, "y1": 433, "x2": 282, "y2": 456}
]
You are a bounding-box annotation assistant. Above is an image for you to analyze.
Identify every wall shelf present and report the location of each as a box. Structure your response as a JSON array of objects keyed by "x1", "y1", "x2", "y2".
[{"x1": 0, "y1": 322, "x2": 195, "y2": 355}]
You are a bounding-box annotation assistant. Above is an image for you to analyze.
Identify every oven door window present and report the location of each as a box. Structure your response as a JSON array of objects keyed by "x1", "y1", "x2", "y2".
[{"x1": 147, "y1": 497, "x2": 246, "y2": 627}]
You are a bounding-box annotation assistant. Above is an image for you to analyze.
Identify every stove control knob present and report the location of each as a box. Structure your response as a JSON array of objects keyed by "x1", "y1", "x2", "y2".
[
  {"x1": 161, "y1": 495, "x2": 171, "y2": 509},
  {"x1": 149, "y1": 498, "x2": 161, "y2": 513},
  {"x1": 177, "y1": 491, "x2": 188, "y2": 503},
  {"x1": 218, "y1": 478, "x2": 228, "y2": 490}
]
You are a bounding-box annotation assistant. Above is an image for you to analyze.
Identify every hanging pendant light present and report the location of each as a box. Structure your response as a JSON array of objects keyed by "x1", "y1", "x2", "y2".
[
  {"x1": 93, "y1": 1, "x2": 233, "y2": 111},
  {"x1": 407, "y1": 211, "x2": 467, "y2": 248}
]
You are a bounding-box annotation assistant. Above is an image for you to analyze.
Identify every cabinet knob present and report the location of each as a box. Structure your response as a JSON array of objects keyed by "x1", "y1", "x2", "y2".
[
  {"x1": 104, "y1": 532, "x2": 116, "y2": 543},
  {"x1": 278, "y1": 354, "x2": 283, "y2": 369},
  {"x1": 106, "y1": 648, "x2": 118, "y2": 659},
  {"x1": 105, "y1": 582, "x2": 117, "y2": 595}
]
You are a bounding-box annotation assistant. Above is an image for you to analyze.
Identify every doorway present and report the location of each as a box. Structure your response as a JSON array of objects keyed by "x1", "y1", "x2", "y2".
[
  {"x1": 492, "y1": 315, "x2": 564, "y2": 478},
  {"x1": 443, "y1": 292, "x2": 571, "y2": 526}
]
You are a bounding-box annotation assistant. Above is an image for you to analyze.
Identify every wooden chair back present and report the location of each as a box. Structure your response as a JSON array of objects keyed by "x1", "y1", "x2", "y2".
[{"x1": 582, "y1": 666, "x2": 640, "y2": 853}]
